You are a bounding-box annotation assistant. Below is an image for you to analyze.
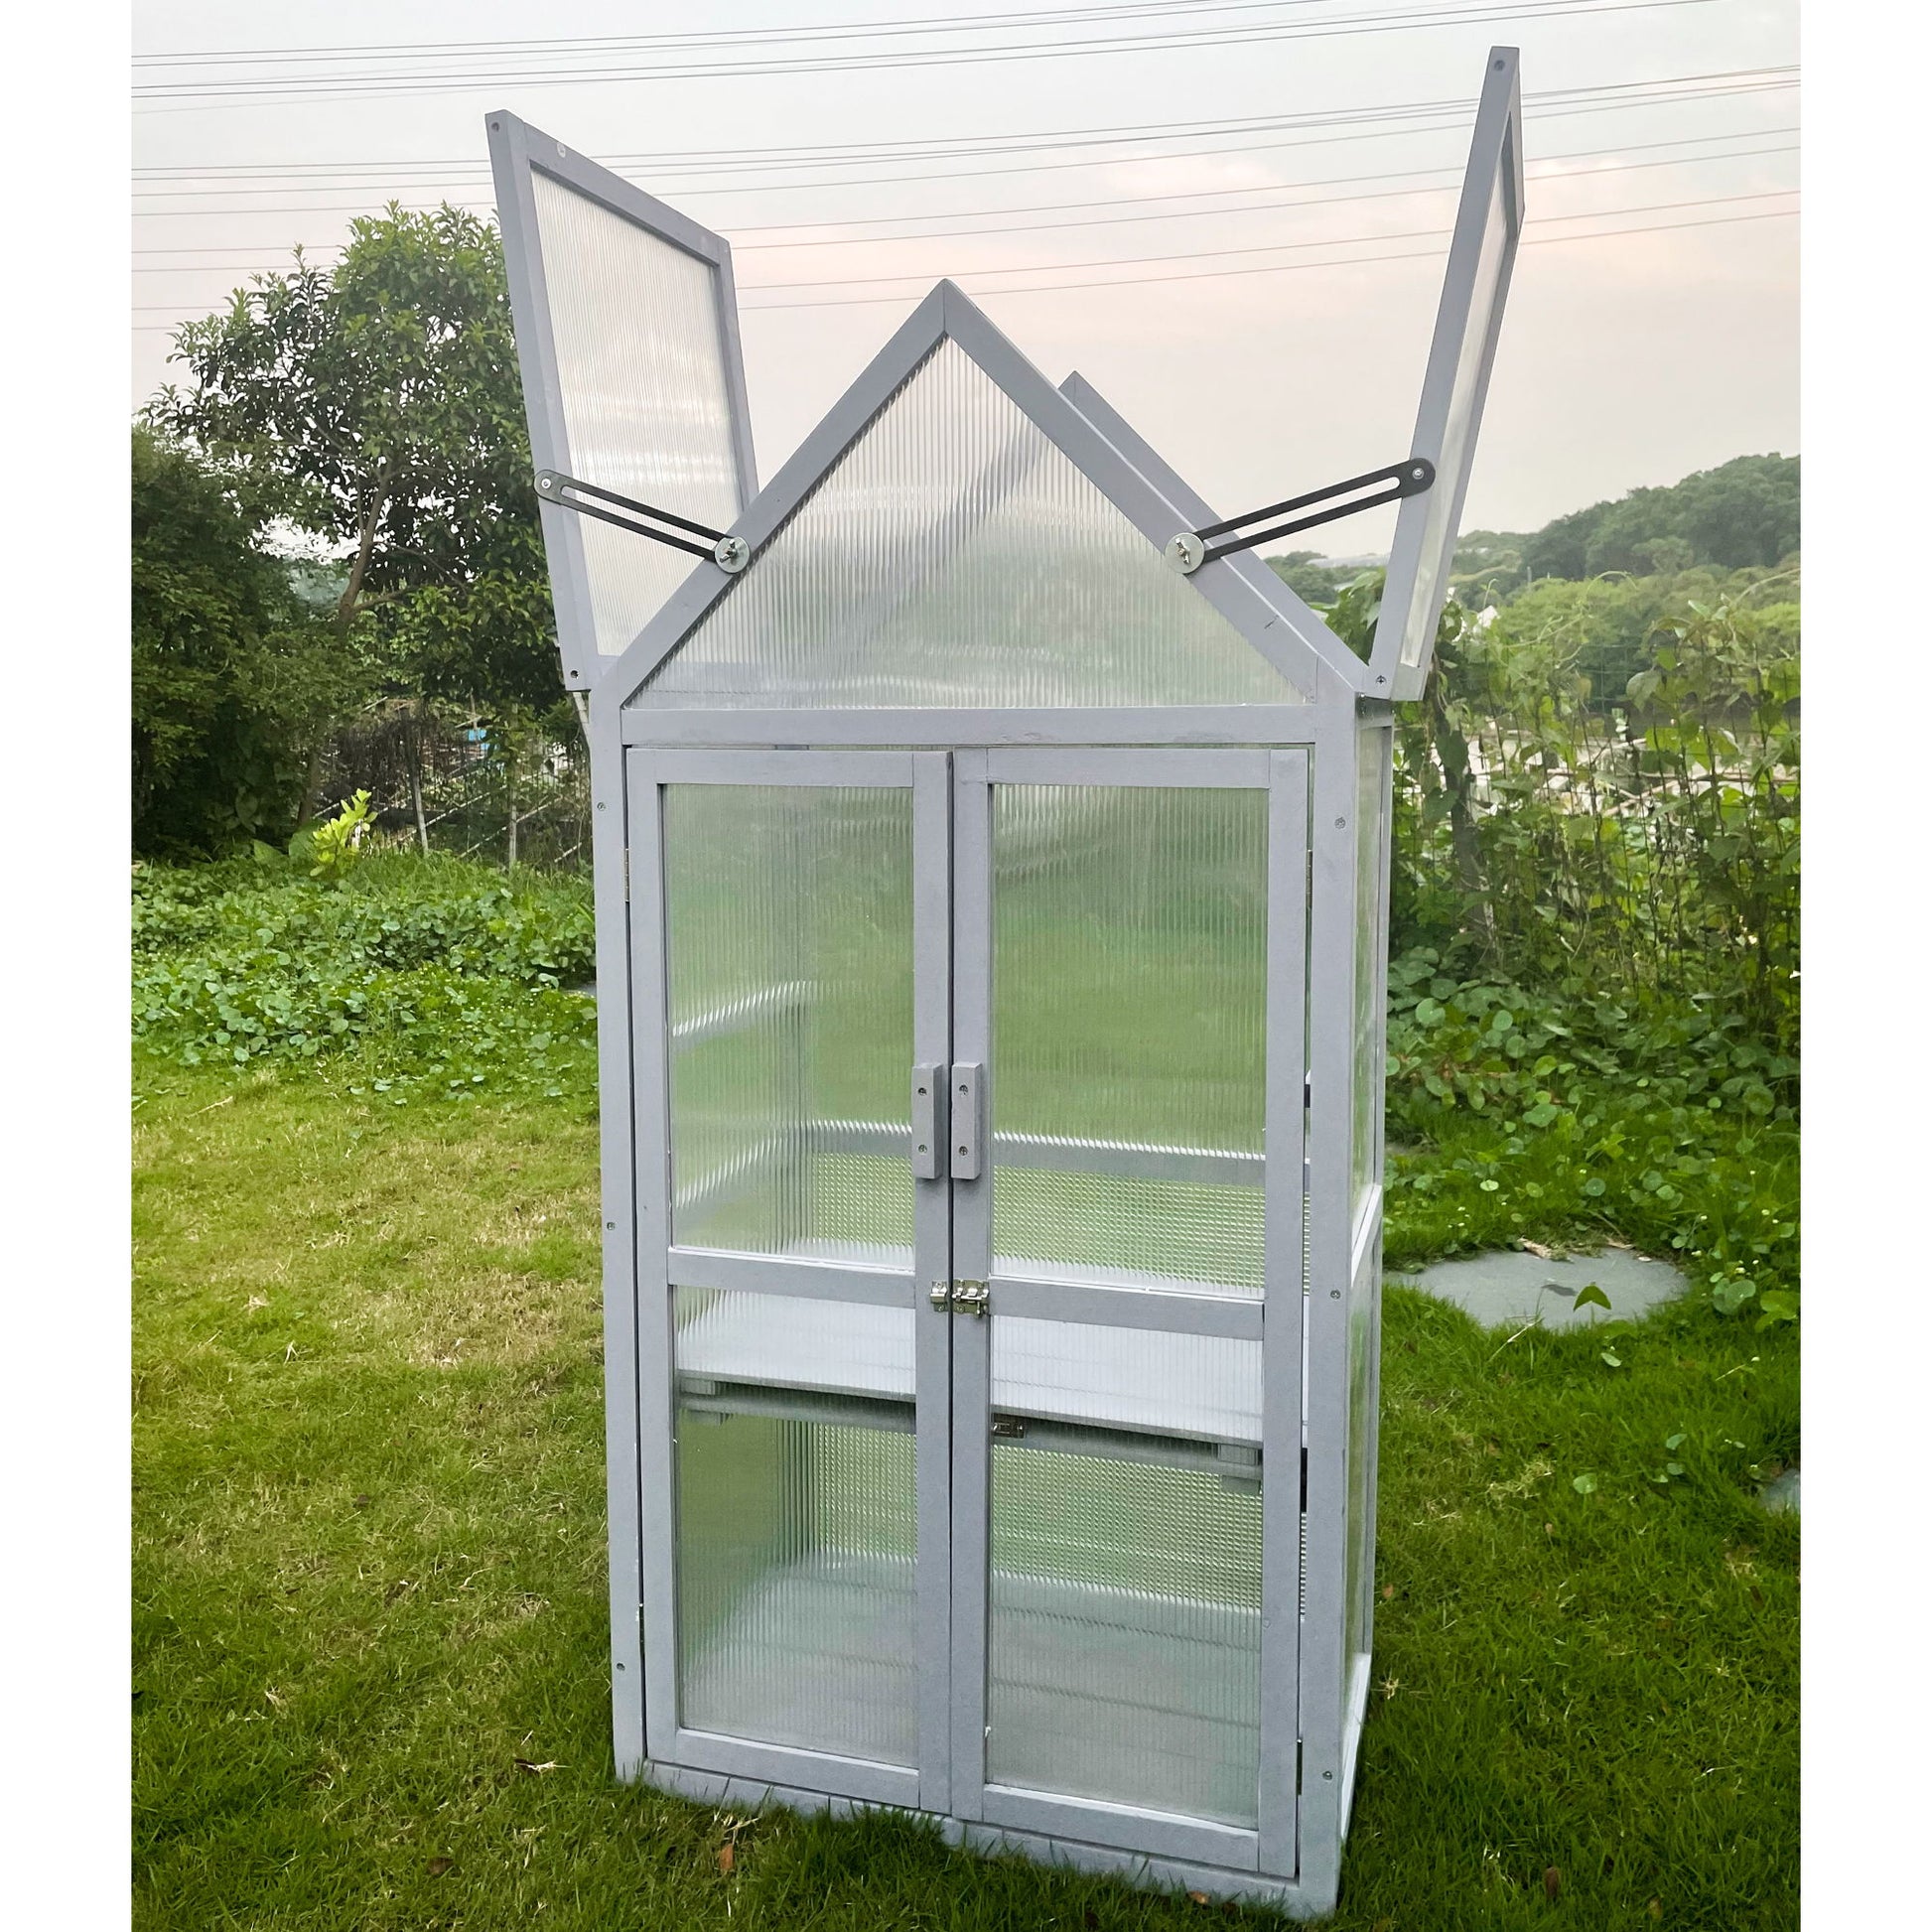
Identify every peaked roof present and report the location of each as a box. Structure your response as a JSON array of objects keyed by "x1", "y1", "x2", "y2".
[{"x1": 601, "y1": 281, "x2": 1368, "y2": 711}]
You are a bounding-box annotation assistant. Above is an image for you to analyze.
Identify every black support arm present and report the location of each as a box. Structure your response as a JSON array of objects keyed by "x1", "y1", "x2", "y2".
[{"x1": 1166, "y1": 457, "x2": 1434, "y2": 573}]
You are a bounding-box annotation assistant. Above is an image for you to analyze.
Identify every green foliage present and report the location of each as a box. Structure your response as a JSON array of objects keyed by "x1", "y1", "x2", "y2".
[
  {"x1": 1380, "y1": 951, "x2": 1797, "y2": 1312},
  {"x1": 1449, "y1": 526, "x2": 1532, "y2": 604},
  {"x1": 131, "y1": 427, "x2": 357, "y2": 856},
  {"x1": 1374, "y1": 586, "x2": 1799, "y2": 1063},
  {"x1": 298, "y1": 788, "x2": 376, "y2": 881},
  {"x1": 1265, "y1": 548, "x2": 1358, "y2": 610},
  {"x1": 1523, "y1": 453, "x2": 1799, "y2": 581},
  {"x1": 147, "y1": 204, "x2": 559, "y2": 721},
  {"x1": 132, "y1": 855, "x2": 595, "y2": 1101}
]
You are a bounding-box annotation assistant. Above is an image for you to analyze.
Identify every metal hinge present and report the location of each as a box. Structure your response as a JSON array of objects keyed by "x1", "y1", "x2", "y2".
[
  {"x1": 622, "y1": 847, "x2": 630, "y2": 900},
  {"x1": 928, "y1": 1280, "x2": 989, "y2": 1315}
]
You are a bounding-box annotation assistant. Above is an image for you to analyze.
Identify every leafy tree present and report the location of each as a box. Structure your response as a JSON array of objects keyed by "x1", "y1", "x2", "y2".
[
  {"x1": 131, "y1": 427, "x2": 359, "y2": 857},
  {"x1": 1523, "y1": 454, "x2": 1799, "y2": 581},
  {"x1": 147, "y1": 205, "x2": 558, "y2": 817},
  {"x1": 1266, "y1": 550, "x2": 1355, "y2": 610}
]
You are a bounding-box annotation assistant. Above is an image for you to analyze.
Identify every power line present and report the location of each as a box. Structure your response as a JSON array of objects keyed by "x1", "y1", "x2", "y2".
[
  {"x1": 130, "y1": 127, "x2": 1796, "y2": 244},
  {"x1": 129, "y1": 143, "x2": 1798, "y2": 271},
  {"x1": 130, "y1": 63, "x2": 1792, "y2": 183},
  {"x1": 132, "y1": 1, "x2": 1352, "y2": 67},
  {"x1": 129, "y1": 77, "x2": 1799, "y2": 222},
  {"x1": 127, "y1": 206, "x2": 1794, "y2": 327},
  {"x1": 133, "y1": 1, "x2": 1723, "y2": 105},
  {"x1": 743, "y1": 205, "x2": 1797, "y2": 307},
  {"x1": 129, "y1": 188, "x2": 1796, "y2": 313},
  {"x1": 739, "y1": 188, "x2": 1797, "y2": 294}
]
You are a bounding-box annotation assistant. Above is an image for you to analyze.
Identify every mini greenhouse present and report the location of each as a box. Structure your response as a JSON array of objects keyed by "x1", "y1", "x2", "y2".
[{"x1": 486, "y1": 48, "x2": 1521, "y2": 1915}]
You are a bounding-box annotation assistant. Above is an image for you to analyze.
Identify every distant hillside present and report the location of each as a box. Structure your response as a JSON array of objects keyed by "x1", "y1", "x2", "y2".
[
  {"x1": 1521, "y1": 453, "x2": 1799, "y2": 581},
  {"x1": 1267, "y1": 452, "x2": 1800, "y2": 606}
]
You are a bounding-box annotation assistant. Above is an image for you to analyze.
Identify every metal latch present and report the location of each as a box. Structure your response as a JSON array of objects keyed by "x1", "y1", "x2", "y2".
[
  {"x1": 931, "y1": 1280, "x2": 989, "y2": 1315},
  {"x1": 991, "y1": 1414, "x2": 1027, "y2": 1439}
]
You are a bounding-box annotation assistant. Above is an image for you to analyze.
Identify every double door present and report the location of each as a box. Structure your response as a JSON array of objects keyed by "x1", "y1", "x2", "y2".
[{"x1": 626, "y1": 746, "x2": 1309, "y2": 1871}]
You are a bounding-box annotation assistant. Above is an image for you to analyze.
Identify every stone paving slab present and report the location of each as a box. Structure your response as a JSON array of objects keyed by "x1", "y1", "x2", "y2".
[{"x1": 1391, "y1": 1246, "x2": 1688, "y2": 1331}]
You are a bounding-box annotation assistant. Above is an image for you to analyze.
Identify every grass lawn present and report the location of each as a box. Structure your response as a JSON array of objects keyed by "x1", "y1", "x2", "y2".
[{"x1": 133, "y1": 1060, "x2": 1796, "y2": 1930}]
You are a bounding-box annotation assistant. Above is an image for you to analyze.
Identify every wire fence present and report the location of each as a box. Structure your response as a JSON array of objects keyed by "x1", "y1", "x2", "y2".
[{"x1": 311, "y1": 704, "x2": 592, "y2": 871}]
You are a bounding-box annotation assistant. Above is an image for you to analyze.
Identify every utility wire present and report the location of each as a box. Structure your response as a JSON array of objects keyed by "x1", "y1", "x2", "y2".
[
  {"x1": 130, "y1": 78, "x2": 1799, "y2": 220},
  {"x1": 132, "y1": 1, "x2": 1392, "y2": 67},
  {"x1": 130, "y1": 188, "x2": 1796, "y2": 312},
  {"x1": 133, "y1": 1, "x2": 1722, "y2": 104},
  {"x1": 130, "y1": 129, "x2": 1797, "y2": 243},
  {"x1": 739, "y1": 188, "x2": 1797, "y2": 293},
  {"x1": 130, "y1": 63, "x2": 1793, "y2": 181},
  {"x1": 741, "y1": 205, "x2": 1797, "y2": 307},
  {"x1": 128, "y1": 207, "x2": 1794, "y2": 325},
  {"x1": 130, "y1": 144, "x2": 1798, "y2": 270}
]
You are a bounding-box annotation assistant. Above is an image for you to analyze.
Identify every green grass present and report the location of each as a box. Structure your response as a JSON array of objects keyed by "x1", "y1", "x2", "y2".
[{"x1": 134, "y1": 1060, "x2": 1797, "y2": 1930}]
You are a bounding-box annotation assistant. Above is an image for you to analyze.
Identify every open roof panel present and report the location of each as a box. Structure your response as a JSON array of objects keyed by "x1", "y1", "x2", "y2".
[
  {"x1": 487, "y1": 111, "x2": 758, "y2": 690},
  {"x1": 1369, "y1": 48, "x2": 1524, "y2": 699}
]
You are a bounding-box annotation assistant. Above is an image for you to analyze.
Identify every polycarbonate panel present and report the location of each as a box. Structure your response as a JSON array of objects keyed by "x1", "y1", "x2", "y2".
[
  {"x1": 636, "y1": 339, "x2": 1296, "y2": 707},
  {"x1": 662, "y1": 784, "x2": 913, "y2": 1261},
  {"x1": 532, "y1": 170, "x2": 743, "y2": 657},
  {"x1": 1398, "y1": 166, "x2": 1511, "y2": 668},
  {"x1": 991, "y1": 785, "x2": 1269, "y2": 1293},
  {"x1": 1351, "y1": 730, "x2": 1390, "y2": 1220},
  {"x1": 1343, "y1": 1242, "x2": 1380, "y2": 1678},
  {"x1": 673, "y1": 1287, "x2": 917, "y2": 1765},
  {"x1": 985, "y1": 1378, "x2": 1264, "y2": 1826}
]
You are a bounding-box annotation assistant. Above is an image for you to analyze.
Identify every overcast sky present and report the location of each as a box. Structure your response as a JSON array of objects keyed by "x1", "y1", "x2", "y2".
[{"x1": 132, "y1": 0, "x2": 1798, "y2": 545}]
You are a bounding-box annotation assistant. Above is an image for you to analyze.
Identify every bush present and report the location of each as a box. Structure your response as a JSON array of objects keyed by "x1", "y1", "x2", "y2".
[{"x1": 132, "y1": 854, "x2": 596, "y2": 1100}]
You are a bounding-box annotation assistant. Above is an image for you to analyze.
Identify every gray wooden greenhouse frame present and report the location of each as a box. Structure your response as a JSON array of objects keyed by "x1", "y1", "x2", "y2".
[{"x1": 486, "y1": 48, "x2": 1521, "y2": 1917}]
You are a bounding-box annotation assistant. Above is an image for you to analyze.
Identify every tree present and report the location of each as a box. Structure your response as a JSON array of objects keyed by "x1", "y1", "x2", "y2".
[
  {"x1": 131, "y1": 427, "x2": 359, "y2": 857},
  {"x1": 1522, "y1": 454, "x2": 1800, "y2": 582},
  {"x1": 147, "y1": 204, "x2": 559, "y2": 819}
]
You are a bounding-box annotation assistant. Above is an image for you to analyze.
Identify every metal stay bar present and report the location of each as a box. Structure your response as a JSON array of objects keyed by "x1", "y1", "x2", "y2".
[
  {"x1": 535, "y1": 468, "x2": 750, "y2": 572},
  {"x1": 1165, "y1": 456, "x2": 1435, "y2": 573}
]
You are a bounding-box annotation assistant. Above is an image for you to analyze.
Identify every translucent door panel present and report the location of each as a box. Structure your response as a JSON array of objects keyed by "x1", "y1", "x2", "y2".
[
  {"x1": 662, "y1": 784, "x2": 914, "y2": 1263},
  {"x1": 674, "y1": 1287, "x2": 917, "y2": 1764},
  {"x1": 990, "y1": 785, "x2": 1269, "y2": 1294},
  {"x1": 985, "y1": 1318, "x2": 1264, "y2": 1826}
]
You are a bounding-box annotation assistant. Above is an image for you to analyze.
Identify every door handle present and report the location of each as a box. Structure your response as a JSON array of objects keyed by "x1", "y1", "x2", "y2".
[
  {"x1": 910, "y1": 1063, "x2": 944, "y2": 1180},
  {"x1": 948, "y1": 1063, "x2": 984, "y2": 1179}
]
